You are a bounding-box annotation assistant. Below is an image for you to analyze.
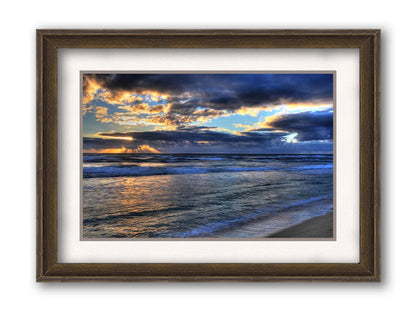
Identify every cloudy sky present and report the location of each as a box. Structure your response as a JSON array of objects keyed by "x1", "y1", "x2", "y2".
[{"x1": 83, "y1": 73, "x2": 334, "y2": 154}]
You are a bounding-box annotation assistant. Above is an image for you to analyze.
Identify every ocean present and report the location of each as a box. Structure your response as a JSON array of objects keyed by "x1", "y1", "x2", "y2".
[{"x1": 82, "y1": 154, "x2": 333, "y2": 239}]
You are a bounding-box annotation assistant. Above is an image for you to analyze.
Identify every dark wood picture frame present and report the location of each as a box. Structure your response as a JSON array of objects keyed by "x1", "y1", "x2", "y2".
[{"x1": 37, "y1": 29, "x2": 380, "y2": 282}]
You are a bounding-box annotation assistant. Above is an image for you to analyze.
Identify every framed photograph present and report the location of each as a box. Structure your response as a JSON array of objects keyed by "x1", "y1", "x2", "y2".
[{"x1": 37, "y1": 29, "x2": 380, "y2": 281}]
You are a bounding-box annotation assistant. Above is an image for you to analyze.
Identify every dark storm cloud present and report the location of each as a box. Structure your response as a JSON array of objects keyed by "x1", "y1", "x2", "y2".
[
  {"x1": 86, "y1": 73, "x2": 333, "y2": 111},
  {"x1": 84, "y1": 128, "x2": 289, "y2": 151},
  {"x1": 264, "y1": 110, "x2": 333, "y2": 141}
]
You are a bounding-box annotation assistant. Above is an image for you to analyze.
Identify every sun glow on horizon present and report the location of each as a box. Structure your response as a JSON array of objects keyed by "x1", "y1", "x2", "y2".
[
  {"x1": 84, "y1": 144, "x2": 161, "y2": 154},
  {"x1": 98, "y1": 135, "x2": 134, "y2": 141}
]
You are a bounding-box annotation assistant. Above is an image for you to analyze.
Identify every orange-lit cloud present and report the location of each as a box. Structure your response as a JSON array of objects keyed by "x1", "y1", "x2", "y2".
[
  {"x1": 95, "y1": 106, "x2": 108, "y2": 119},
  {"x1": 279, "y1": 102, "x2": 333, "y2": 113},
  {"x1": 83, "y1": 76, "x2": 102, "y2": 105},
  {"x1": 83, "y1": 76, "x2": 168, "y2": 107},
  {"x1": 235, "y1": 106, "x2": 273, "y2": 117},
  {"x1": 98, "y1": 90, "x2": 144, "y2": 105},
  {"x1": 137, "y1": 145, "x2": 161, "y2": 153},
  {"x1": 122, "y1": 103, "x2": 169, "y2": 115}
]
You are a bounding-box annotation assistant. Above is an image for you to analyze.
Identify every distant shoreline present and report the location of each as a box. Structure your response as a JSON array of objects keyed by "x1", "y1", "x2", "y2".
[{"x1": 267, "y1": 212, "x2": 333, "y2": 238}]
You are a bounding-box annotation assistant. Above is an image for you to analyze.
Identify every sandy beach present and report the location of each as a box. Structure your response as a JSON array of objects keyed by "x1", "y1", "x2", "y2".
[{"x1": 267, "y1": 211, "x2": 333, "y2": 238}]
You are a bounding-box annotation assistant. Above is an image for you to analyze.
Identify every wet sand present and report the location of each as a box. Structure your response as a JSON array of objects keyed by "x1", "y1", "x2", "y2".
[{"x1": 267, "y1": 212, "x2": 333, "y2": 238}]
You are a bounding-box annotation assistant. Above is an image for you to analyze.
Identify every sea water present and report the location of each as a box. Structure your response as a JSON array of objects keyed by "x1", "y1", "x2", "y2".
[{"x1": 82, "y1": 154, "x2": 333, "y2": 238}]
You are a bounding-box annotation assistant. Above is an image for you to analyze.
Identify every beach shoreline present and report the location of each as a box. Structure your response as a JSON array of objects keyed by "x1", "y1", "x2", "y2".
[{"x1": 266, "y1": 211, "x2": 333, "y2": 238}]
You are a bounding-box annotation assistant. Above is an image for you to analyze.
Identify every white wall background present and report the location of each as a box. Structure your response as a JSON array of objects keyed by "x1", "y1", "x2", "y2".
[{"x1": 0, "y1": 0, "x2": 405, "y2": 311}]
